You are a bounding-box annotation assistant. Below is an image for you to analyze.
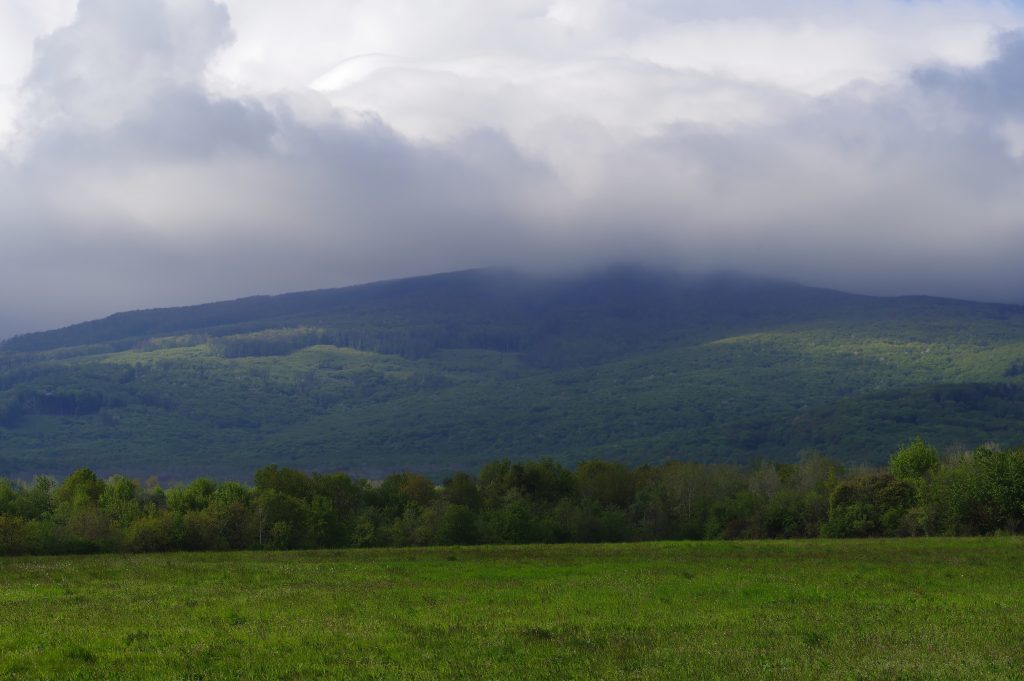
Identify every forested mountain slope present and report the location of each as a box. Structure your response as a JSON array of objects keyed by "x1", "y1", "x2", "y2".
[{"x1": 2, "y1": 267, "x2": 1024, "y2": 479}]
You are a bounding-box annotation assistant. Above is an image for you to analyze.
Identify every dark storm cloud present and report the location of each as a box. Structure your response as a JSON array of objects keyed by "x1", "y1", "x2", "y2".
[{"x1": 1, "y1": 1, "x2": 1024, "y2": 339}]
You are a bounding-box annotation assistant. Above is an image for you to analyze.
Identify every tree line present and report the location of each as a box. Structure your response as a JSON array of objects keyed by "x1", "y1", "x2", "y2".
[{"x1": 1, "y1": 439, "x2": 1023, "y2": 555}]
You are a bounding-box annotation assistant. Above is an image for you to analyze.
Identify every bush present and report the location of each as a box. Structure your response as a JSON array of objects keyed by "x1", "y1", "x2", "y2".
[
  {"x1": 126, "y1": 514, "x2": 183, "y2": 552},
  {"x1": 267, "y1": 521, "x2": 295, "y2": 550},
  {"x1": 438, "y1": 504, "x2": 479, "y2": 545},
  {"x1": 890, "y1": 438, "x2": 939, "y2": 481},
  {"x1": 822, "y1": 503, "x2": 875, "y2": 538},
  {"x1": 0, "y1": 515, "x2": 30, "y2": 555},
  {"x1": 824, "y1": 473, "x2": 915, "y2": 537}
]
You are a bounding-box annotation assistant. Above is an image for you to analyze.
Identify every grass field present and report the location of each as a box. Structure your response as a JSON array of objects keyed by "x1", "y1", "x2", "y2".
[{"x1": 1, "y1": 538, "x2": 1023, "y2": 679}]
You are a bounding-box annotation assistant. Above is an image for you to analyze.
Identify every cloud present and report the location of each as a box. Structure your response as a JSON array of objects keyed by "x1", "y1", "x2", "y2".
[{"x1": 1, "y1": 1, "x2": 1024, "y2": 339}]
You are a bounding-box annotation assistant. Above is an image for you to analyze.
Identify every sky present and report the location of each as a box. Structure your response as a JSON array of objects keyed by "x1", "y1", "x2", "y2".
[{"x1": 2, "y1": 0, "x2": 1024, "y2": 338}]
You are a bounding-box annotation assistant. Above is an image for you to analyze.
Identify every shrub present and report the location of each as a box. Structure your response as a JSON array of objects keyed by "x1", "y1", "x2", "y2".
[
  {"x1": 126, "y1": 514, "x2": 183, "y2": 552},
  {"x1": 890, "y1": 438, "x2": 939, "y2": 481},
  {"x1": 0, "y1": 515, "x2": 30, "y2": 555}
]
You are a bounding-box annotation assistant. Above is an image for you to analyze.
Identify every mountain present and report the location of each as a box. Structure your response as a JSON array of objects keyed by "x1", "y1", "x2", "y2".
[{"x1": 3, "y1": 266, "x2": 1024, "y2": 480}]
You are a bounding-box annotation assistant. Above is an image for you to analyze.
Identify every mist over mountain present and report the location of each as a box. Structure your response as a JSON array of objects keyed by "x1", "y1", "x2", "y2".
[
  {"x1": 1, "y1": 266, "x2": 850, "y2": 354},
  {"x1": 3, "y1": 2, "x2": 1024, "y2": 338},
  {"x1": 3, "y1": 2, "x2": 1024, "y2": 477}
]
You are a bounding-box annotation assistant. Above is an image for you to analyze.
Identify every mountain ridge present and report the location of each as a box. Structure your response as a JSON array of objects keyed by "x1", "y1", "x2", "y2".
[
  {"x1": 8, "y1": 267, "x2": 1023, "y2": 354},
  {"x1": 2, "y1": 266, "x2": 1024, "y2": 480}
]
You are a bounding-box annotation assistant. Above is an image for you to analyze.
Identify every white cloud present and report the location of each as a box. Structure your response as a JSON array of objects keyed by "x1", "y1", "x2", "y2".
[
  {"x1": 214, "y1": 0, "x2": 1024, "y2": 182},
  {"x1": 0, "y1": 0, "x2": 77, "y2": 146},
  {"x1": 216, "y1": 0, "x2": 1022, "y2": 136}
]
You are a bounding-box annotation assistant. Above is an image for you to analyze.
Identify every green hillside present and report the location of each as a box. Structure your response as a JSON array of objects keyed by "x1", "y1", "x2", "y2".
[{"x1": 2, "y1": 267, "x2": 1024, "y2": 479}]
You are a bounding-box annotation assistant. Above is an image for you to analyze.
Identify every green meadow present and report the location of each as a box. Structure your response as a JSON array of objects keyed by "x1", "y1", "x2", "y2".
[{"x1": 2, "y1": 537, "x2": 1022, "y2": 679}]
